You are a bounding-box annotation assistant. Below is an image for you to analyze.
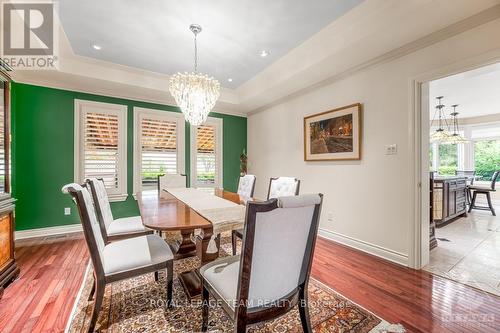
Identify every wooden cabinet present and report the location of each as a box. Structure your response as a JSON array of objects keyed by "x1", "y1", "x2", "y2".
[
  {"x1": 433, "y1": 176, "x2": 467, "y2": 227},
  {"x1": 0, "y1": 71, "x2": 18, "y2": 298}
]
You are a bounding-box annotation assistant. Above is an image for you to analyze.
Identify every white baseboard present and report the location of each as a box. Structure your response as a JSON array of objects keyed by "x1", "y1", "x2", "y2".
[
  {"x1": 15, "y1": 224, "x2": 83, "y2": 240},
  {"x1": 318, "y1": 228, "x2": 409, "y2": 267}
]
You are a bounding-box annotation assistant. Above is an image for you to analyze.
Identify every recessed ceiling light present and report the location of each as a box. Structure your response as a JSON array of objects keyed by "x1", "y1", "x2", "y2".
[
  {"x1": 227, "y1": 78, "x2": 233, "y2": 82},
  {"x1": 260, "y1": 50, "x2": 269, "y2": 58},
  {"x1": 92, "y1": 44, "x2": 102, "y2": 50}
]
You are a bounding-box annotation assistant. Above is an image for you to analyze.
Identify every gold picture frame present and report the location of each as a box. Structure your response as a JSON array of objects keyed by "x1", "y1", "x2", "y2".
[{"x1": 304, "y1": 103, "x2": 362, "y2": 161}]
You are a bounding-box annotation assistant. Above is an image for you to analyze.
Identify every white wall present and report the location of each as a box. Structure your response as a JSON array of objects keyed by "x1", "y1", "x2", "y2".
[{"x1": 247, "y1": 18, "x2": 500, "y2": 266}]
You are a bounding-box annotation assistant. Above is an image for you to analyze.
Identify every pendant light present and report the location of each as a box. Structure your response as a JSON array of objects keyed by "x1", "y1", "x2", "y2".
[
  {"x1": 169, "y1": 24, "x2": 220, "y2": 126},
  {"x1": 430, "y1": 96, "x2": 451, "y2": 143}
]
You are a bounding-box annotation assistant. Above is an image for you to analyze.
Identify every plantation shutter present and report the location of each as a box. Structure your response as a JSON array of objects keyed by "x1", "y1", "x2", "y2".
[
  {"x1": 140, "y1": 117, "x2": 178, "y2": 188},
  {"x1": 84, "y1": 112, "x2": 120, "y2": 189},
  {"x1": 196, "y1": 125, "x2": 216, "y2": 186}
]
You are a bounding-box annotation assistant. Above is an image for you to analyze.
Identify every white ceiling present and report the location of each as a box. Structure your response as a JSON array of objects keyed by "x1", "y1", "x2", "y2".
[
  {"x1": 58, "y1": 0, "x2": 364, "y2": 88},
  {"x1": 430, "y1": 62, "x2": 500, "y2": 119}
]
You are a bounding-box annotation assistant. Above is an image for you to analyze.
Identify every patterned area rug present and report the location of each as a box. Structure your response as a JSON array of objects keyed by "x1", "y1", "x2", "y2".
[{"x1": 67, "y1": 235, "x2": 382, "y2": 332}]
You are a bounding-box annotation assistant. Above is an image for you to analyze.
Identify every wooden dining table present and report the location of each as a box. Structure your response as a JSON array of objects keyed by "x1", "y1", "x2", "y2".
[{"x1": 136, "y1": 188, "x2": 244, "y2": 298}]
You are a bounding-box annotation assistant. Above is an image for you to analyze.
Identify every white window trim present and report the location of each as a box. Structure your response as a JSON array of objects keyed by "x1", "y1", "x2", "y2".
[
  {"x1": 133, "y1": 107, "x2": 185, "y2": 196},
  {"x1": 190, "y1": 117, "x2": 223, "y2": 189},
  {"x1": 74, "y1": 99, "x2": 128, "y2": 202}
]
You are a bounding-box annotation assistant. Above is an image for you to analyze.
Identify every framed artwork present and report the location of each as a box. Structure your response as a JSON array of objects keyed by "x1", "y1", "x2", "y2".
[{"x1": 304, "y1": 103, "x2": 362, "y2": 161}]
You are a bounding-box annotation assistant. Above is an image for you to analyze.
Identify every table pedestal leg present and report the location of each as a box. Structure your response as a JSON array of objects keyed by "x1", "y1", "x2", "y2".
[
  {"x1": 178, "y1": 227, "x2": 220, "y2": 298},
  {"x1": 167, "y1": 229, "x2": 197, "y2": 259}
]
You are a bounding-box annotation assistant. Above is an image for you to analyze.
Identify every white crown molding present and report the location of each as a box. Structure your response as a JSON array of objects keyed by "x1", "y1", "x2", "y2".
[
  {"x1": 244, "y1": 2, "x2": 500, "y2": 115},
  {"x1": 9, "y1": 0, "x2": 500, "y2": 117},
  {"x1": 13, "y1": 72, "x2": 248, "y2": 118}
]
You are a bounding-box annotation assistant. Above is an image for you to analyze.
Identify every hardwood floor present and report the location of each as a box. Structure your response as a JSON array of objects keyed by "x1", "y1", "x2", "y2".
[
  {"x1": 313, "y1": 237, "x2": 500, "y2": 333},
  {"x1": 0, "y1": 234, "x2": 498, "y2": 333},
  {"x1": 0, "y1": 233, "x2": 88, "y2": 333}
]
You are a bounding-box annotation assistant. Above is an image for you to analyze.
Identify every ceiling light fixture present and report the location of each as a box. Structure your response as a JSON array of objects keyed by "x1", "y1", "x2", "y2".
[
  {"x1": 227, "y1": 78, "x2": 233, "y2": 82},
  {"x1": 447, "y1": 104, "x2": 468, "y2": 144},
  {"x1": 430, "y1": 96, "x2": 451, "y2": 143},
  {"x1": 169, "y1": 24, "x2": 220, "y2": 126},
  {"x1": 92, "y1": 44, "x2": 102, "y2": 50},
  {"x1": 260, "y1": 50, "x2": 269, "y2": 58}
]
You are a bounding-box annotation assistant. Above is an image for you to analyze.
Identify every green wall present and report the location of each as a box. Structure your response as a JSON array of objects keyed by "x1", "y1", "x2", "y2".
[{"x1": 11, "y1": 82, "x2": 247, "y2": 231}]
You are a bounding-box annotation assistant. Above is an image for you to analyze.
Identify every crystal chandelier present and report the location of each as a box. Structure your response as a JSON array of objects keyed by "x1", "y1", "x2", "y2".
[
  {"x1": 169, "y1": 24, "x2": 220, "y2": 126},
  {"x1": 446, "y1": 104, "x2": 468, "y2": 144},
  {"x1": 430, "y1": 96, "x2": 451, "y2": 142}
]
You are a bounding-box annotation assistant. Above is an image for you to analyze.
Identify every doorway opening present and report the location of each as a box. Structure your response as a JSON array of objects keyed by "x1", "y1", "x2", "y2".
[{"x1": 422, "y1": 62, "x2": 500, "y2": 296}]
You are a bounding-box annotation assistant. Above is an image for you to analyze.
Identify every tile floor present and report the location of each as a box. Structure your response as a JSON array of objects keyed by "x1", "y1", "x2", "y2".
[{"x1": 424, "y1": 203, "x2": 500, "y2": 296}]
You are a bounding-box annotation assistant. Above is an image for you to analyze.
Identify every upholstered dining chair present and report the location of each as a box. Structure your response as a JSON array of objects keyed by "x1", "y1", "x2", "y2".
[
  {"x1": 468, "y1": 170, "x2": 500, "y2": 216},
  {"x1": 232, "y1": 176, "x2": 301, "y2": 255},
  {"x1": 87, "y1": 178, "x2": 152, "y2": 243},
  {"x1": 158, "y1": 173, "x2": 187, "y2": 191},
  {"x1": 237, "y1": 174, "x2": 256, "y2": 204},
  {"x1": 201, "y1": 194, "x2": 323, "y2": 333},
  {"x1": 62, "y1": 183, "x2": 173, "y2": 333},
  {"x1": 267, "y1": 176, "x2": 301, "y2": 199}
]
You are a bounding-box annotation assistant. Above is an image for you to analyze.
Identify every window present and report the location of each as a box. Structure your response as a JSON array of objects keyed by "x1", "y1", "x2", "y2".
[
  {"x1": 133, "y1": 107, "x2": 185, "y2": 193},
  {"x1": 190, "y1": 117, "x2": 223, "y2": 189},
  {"x1": 437, "y1": 143, "x2": 458, "y2": 176},
  {"x1": 474, "y1": 139, "x2": 500, "y2": 182},
  {"x1": 74, "y1": 100, "x2": 127, "y2": 201}
]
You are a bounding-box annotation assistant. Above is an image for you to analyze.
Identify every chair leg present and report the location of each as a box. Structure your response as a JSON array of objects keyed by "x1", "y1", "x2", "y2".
[
  {"x1": 88, "y1": 277, "x2": 96, "y2": 301},
  {"x1": 234, "y1": 318, "x2": 247, "y2": 333},
  {"x1": 231, "y1": 230, "x2": 237, "y2": 255},
  {"x1": 88, "y1": 282, "x2": 105, "y2": 333},
  {"x1": 201, "y1": 285, "x2": 210, "y2": 332},
  {"x1": 486, "y1": 192, "x2": 496, "y2": 216},
  {"x1": 154, "y1": 271, "x2": 159, "y2": 282},
  {"x1": 298, "y1": 285, "x2": 312, "y2": 333},
  {"x1": 166, "y1": 261, "x2": 173, "y2": 308},
  {"x1": 468, "y1": 191, "x2": 477, "y2": 212}
]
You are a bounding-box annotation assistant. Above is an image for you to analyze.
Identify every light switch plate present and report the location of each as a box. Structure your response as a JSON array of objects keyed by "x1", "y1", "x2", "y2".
[
  {"x1": 64, "y1": 207, "x2": 71, "y2": 215},
  {"x1": 385, "y1": 144, "x2": 397, "y2": 155}
]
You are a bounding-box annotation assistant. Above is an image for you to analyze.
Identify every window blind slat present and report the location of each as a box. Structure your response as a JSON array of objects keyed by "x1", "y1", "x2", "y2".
[
  {"x1": 140, "y1": 117, "x2": 178, "y2": 188},
  {"x1": 83, "y1": 112, "x2": 119, "y2": 190},
  {"x1": 196, "y1": 125, "x2": 216, "y2": 185}
]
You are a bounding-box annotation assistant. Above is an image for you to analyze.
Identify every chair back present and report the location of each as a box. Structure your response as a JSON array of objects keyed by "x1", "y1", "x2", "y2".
[
  {"x1": 237, "y1": 175, "x2": 256, "y2": 203},
  {"x1": 267, "y1": 177, "x2": 300, "y2": 199},
  {"x1": 62, "y1": 183, "x2": 105, "y2": 278},
  {"x1": 87, "y1": 178, "x2": 114, "y2": 242},
  {"x1": 158, "y1": 174, "x2": 187, "y2": 191},
  {"x1": 456, "y1": 170, "x2": 476, "y2": 185},
  {"x1": 490, "y1": 171, "x2": 500, "y2": 190},
  {"x1": 237, "y1": 193, "x2": 323, "y2": 309}
]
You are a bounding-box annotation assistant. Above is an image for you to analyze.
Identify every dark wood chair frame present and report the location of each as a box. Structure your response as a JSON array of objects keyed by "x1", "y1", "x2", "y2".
[
  {"x1": 87, "y1": 178, "x2": 153, "y2": 243},
  {"x1": 468, "y1": 170, "x2": 500, "y2": 216},
  {"x1": 65, "y1": 184, "x2": 173, "y2": 333},
  {"x1": 203, "y1": 195, "x2": 323, "y2": 332},
  {"x1": 232, "y1": 177, "x2": 300, "y2": 255}
]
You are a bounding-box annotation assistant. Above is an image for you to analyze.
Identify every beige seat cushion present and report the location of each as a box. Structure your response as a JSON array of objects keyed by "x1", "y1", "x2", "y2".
[
  {"x1": 103, "y1": 234, "x2": 173, "y2": 276},
  {"x1": 201, "y1": 255, "x2": 240, "y2": 311},
  {"x1": 107, "y1": 216, "x2": 147, "y2": 236}
]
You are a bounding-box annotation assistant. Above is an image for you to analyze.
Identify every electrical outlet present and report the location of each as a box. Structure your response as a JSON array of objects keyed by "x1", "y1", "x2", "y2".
[
  {"x1": 64, "y1": 207, "x2": 71, "y2": 215},
  {"x1": 327, "y1": 212, "x2": 334, "y2": 222},
  {"x1": 385, "y1": 144, "x2": 397, "y2": 155}
]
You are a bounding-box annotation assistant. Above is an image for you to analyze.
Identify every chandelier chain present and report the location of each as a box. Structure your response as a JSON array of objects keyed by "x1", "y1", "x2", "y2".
[{"x1": 194, "y1": 33, "x2": 198, "y2": 73}]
